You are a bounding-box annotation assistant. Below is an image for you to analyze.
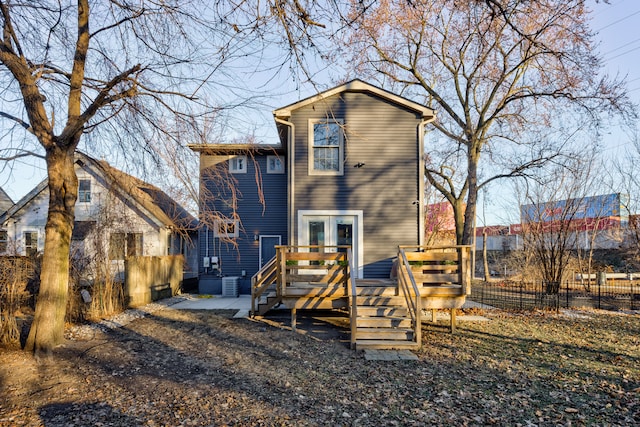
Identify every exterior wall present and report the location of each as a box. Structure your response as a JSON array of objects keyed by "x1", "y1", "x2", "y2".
[
  {"x1": 198, "y1": 153, "x2": 287, "y2": 294},
  {"x1": 0, "y1": 189, "x2": 48, "y2": 255},
  {"x1": 1, "y1": 164, "x2": 171, "y2": 259},
  {"x1": 288, "y1": 91, "x2": 423, "y2": 278}
]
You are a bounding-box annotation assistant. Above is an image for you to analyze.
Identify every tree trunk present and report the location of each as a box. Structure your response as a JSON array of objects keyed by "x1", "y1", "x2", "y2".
[
  {"x1": 462, "y1": 151, "x2": 479, "y2": 245},
  {"x1": 25, "y1": 146, "x2": 78, "y2": 355}
]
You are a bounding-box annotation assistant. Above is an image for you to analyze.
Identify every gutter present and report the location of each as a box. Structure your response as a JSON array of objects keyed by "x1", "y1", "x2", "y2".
[{"x1": 274, "y1": 117, "x2": 295, "y2": 245}]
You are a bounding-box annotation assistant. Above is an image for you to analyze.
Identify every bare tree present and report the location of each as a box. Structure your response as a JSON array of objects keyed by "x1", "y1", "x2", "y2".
[
  {"x1": 0, "y1": 1, "x2": 255, "y2": 355},
  {"x1": 341, "y1": 0, "x2": 631, "y2": 245},
  {"x1": 517, "y1": 154, "x2": 604, "y2": 293}
]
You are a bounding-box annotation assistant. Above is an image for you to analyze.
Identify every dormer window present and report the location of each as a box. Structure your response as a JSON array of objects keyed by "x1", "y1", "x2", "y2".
[{"x1": 309, "y1": 119, "x2": 343, "y2": 175}]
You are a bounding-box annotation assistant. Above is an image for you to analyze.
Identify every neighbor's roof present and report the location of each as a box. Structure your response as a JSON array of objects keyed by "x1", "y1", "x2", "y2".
[
  {"x1": 76, "y1": 152, "x2": 198, "y2": 231},
  {"x1": 1, "y1": 152, "x2": 198, "y2": 231},
  {"x1": 0, "y1": 187, "x2": 13, "y2": 216},
  {"x1": 273, "y1": 79, "x2": 436, "y2": 120}
]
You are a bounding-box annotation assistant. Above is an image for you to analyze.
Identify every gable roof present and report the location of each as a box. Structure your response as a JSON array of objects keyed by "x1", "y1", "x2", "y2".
[
  {"x1": 1, "y1": 152, "x2": 198, "y2": 231},
  {"x1": 0, "y1": 187, "x2": 13, "y2": 216},
  {"x1": 273, "y1": 79, "x2": 436, "y2": 120}
]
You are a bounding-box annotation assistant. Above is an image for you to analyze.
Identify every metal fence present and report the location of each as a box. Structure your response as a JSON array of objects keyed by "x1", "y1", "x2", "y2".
[{"x1": 470, "y1": 279, "x2": 640, "y2": 311}]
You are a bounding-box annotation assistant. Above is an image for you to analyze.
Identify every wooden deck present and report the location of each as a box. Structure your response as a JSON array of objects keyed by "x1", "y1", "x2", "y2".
[{"x1": 251, "y1": 245, "x2": 472, "y2": 350}]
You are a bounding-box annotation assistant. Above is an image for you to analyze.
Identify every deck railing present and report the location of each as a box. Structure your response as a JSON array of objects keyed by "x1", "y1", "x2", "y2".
[
  {"x1": 251, "y1": 255, "x2": 279, "y2": 315},
  {"x1": 252, "y1": 245, "x2": 352, "y2": 315},
  {"x1": 398, "y1": 245, "x2": 472, "y2": 295},
  {"x1": 397, "y1": 248, "x2": 423, "y2": 347},
  {"x1": 348, "y1": 247, "x2": 359, "y2": 349}
]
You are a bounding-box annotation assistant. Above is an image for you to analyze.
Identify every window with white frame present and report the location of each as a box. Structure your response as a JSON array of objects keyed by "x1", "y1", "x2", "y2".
[
  {"x1": 214, "y1": 219, "x2": 239, "y2": 238},
  {"x1": 267, "y1": 155, "x2": 284, "y2": 174},
  {"x1": 24, "y1": 231, "x2": 38, "y2": 256},
  {"x1": 78, "y1": 179, "x2": 91, "y2": 203},
  {"x1": 310, "y1": 120, "x2": 343, "y2": 175},
  {"x1": 229, "y1": 155, "x2": 247, "y2": 174}
]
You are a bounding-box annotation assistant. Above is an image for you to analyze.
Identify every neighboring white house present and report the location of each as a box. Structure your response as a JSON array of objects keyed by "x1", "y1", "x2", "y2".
[{"x1": 0, "y1": 152, "x2": 198, "y2": 284}]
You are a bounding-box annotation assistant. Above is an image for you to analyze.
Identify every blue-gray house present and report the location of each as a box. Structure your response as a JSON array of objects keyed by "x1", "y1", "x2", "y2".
[{"x1": 190, "y1": 79, "x2": 436, "y2": 295}]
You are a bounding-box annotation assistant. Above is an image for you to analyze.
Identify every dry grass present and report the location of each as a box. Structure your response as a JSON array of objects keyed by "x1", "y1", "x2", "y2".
[{"x1": 0, "y1": 307, "x2": 638, "y2": 426}]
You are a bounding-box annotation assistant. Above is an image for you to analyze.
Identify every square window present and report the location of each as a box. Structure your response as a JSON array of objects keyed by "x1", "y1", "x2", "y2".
[
  {"x1": 109, "y1": 232, "x2": 143, "y2": 260},
  {"x1": 214, "y1": 220, "x2": 239, "y2": 238},
  {"x1": 309, "y1": 120, "x2": 343, "y2": 175},
  {"x1": 78, "y1": 179, "x2": 91, "y2": 203},
  {"x1": 267, "y1": 155, "x2": 284, "y2": 174},
  {"x1": 229, "y1": 155, "x2": 247, "y2": 174}
]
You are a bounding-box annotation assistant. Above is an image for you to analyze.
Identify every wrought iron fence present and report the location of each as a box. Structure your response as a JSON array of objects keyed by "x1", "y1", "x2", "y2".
[{"x1": 471, "y1": 279, "x2": 640, "y2": 311}]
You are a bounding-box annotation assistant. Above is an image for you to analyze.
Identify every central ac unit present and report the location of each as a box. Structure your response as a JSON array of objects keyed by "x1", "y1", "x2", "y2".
[{"x1": 221, "y1": 276, "x2": 239, "y2": 297}]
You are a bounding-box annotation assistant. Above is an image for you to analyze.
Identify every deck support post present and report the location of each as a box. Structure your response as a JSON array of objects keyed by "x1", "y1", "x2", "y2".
[
  {"x1": 291, "y1": 307, "x2": 297, "y2": 332},
  {"x1": 431, "y1": 309, "x2": 437, "y2": 323},
  {"x1": 450, "y1": 308, "x2": 456, "y2": 333}
]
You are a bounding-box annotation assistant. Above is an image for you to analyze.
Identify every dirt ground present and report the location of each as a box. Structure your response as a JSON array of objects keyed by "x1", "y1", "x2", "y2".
[{"x1": 1, "y1": 306, "x2": 639, "y2": 426}]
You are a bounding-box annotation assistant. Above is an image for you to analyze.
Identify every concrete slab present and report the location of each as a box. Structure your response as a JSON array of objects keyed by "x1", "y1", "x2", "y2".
[
  {"x1": 364, "y1": 349, "x2": 419, "y2": 361},
  {"x1": 170, "y1": 294, "x2": 251, "y2": 311}
]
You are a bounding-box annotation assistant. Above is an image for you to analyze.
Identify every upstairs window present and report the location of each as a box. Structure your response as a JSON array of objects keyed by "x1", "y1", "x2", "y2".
[
  {"x1": 229, "y1": 155, "x2": 247, "y2": 174},
  {"x1": 310, "y1": 120, "x2": 343, "y2": 175},
  {"x1": 267, "y1": 155, "x2": 284, "y2": 174},
  {"x1": 214, "y1": 220, "x2": 239, "y2": 238},
  {"x1": 78, "y1": 179, "x2": 91, "y2": 203}
]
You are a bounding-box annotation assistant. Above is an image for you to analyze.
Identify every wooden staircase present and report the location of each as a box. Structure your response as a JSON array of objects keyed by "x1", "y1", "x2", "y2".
[
  {"x1": 252, "y1": 245, "x2": 472, "y2": 352},
  {"x1": 254, "y1": 284, "x2": 280, "y2": 316},
  {"x1": 352, "y1": 285, "x2": 419, "y2": 350}
]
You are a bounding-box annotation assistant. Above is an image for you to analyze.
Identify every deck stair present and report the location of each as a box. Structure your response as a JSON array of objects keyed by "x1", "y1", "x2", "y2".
[
  {"x1": 352, "y1": 284, "x2": 419, "y2": 350},
  {"x1": 254, "y1": 284, "x2": 280, "y2": 316}
]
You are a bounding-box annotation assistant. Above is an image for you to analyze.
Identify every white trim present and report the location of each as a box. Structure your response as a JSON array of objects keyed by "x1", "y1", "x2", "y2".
[
  {"x1": 297, "y1": 209, "x2": 364, "y2": 278},
  {"x1": 266, "y1": 155, "x2": 285, "y2": 174},
  {"x1": 214, "y1": 219, "x2": 239, "y2": 238},
  {"x1": 22, "y1": 229, "x2": 39, "y2": 256},
  {"x1": 229, "y1": 155, "x2": 247, "y2": 174},
  {"x1": 274, "y1": 79, "x2": 435, "y2": 119},
  {"x1": 308, "y1": 119, "x2": 344, "y2": 176}
]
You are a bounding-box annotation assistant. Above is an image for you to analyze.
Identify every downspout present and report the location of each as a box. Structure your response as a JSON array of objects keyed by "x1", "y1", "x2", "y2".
[
  {"x1": 275, "y1": 117, "x2": 295, "y2": 245},
  {"x1": 418, "y1": 115, "x2": 436, "y2": 247}
]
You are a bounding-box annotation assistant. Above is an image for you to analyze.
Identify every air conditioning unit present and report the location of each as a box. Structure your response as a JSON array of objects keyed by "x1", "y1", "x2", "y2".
[{"x1": 221, "y1": 276, "x2": 239, "y2": 297}]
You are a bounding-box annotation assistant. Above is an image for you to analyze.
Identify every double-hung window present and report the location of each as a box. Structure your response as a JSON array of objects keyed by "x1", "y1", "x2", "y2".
[
  {"x1": 78, "y1": 179, "x2": 91, "y2": 203},
  {"x1": 309, "y1": 120, "x2": 344, "y2": 175},
  {"x1": 24, "y1": 231, "x2": 38, "y2": 256}
]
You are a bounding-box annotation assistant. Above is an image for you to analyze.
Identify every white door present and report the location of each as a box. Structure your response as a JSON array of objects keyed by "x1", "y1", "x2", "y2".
[{"x1": 299, "y1": 211, "x2": 363, "y2": 278}]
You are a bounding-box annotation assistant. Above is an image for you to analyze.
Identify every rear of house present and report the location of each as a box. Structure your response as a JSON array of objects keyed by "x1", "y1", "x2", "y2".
[{"x1": 191, "y1": 79, "x2": 435, "y2": 293}]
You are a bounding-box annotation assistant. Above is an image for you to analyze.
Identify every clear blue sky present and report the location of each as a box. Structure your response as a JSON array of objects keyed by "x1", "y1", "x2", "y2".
[{"x1": 2, "y1": 1, "x2": 639, "y2": 215}]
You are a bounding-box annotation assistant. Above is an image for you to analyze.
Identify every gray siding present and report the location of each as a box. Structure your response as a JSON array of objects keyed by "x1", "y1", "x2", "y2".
[
  {"x1": 199, "y1": 154, "x2": 287, "y2": 294},
  {"x1": 290, "y1": 92, "x2": 422, "y2": 277}
]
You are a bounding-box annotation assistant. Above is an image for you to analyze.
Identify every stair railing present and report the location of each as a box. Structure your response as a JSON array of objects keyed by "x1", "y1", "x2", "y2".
[
  {"x1": 250, "y1": 254, "x2": 279, "y2": 316},
  {"x1": 397, "y1": 247, "x2": 422, "y2": 347},
  {"x1": 347, "y1": 247, "x2": 358, "y2": 349}
]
